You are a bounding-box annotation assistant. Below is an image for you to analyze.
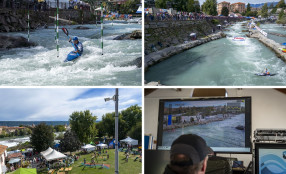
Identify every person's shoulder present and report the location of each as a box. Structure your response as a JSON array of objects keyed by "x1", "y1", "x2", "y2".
[{"x1": 163, "y1": 165, "x2": 176, "y2": 174}]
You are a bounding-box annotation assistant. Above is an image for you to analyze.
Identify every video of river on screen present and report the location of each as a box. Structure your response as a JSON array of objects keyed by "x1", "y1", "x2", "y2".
[{"x1": 162, "y1": 100, "x2": 245, "y2": 148}]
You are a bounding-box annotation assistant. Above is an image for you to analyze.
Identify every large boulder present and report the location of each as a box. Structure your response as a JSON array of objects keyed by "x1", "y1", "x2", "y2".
[
  {"x1": 113, "y1": 30, "x2": 142, "y2": 40},
  {"x1": 0, "y1": 35, "x2": 36, "y2": 50},
  {"x1": 130, "y1": 30, "x2": 142, "y2": 39},
  {"x1": 74, "y1": 26, "x2": 90, "y2": 30},
  {"x1": 120, "y1": 57, "x2": 142, "y2": 68}
]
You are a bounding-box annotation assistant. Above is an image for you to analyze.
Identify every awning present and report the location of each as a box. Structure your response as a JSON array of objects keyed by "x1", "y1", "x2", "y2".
[
  {"x1": 40, "y1": 147, "x2": 53, "y2": 157},
  {"x1": 96, "y1": 144, "x2": 108, "y2": 148},
  {"x1": 44, "y1": 149, "x2": 66, "y2": 161},
  {"x1": 136, "y1": 6, "x2": 142, "y2": 14},
  {"x1": 81, "y1": 144, "x2": 95, "y2": 149},
  {"x1": 120, "y1": 137, "x2": 138, "y2": 146},
  {"x1": 8, "y1": 158, "x2": 21, "y2": 164}
]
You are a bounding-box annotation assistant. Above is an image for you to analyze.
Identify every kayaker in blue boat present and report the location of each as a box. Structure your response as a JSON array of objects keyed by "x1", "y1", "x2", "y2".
[
  {"x1": 264, "y1": 68, "x2": 270, "y2": 75},
  {"x1": 65, "y1": 37, "x2": 83, "y2": 62}
]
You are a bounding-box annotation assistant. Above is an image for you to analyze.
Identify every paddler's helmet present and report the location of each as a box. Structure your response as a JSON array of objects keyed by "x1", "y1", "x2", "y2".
[{"x1": 73, "y1": 37, "x2": 78, "y2": 41}]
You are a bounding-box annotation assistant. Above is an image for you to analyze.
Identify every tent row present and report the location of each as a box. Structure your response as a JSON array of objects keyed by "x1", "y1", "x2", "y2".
[{"x1": 81, "y1": 143, "x2": 108, "y2": 153}]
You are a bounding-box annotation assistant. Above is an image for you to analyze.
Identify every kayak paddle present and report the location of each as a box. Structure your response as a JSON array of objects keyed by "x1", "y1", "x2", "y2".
[{"x1": 62, "y1": 27, "x2": 78, "y2": 51}]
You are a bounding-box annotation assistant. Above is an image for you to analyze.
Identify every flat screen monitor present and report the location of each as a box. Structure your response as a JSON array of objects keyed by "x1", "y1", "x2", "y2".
[
  {"x1": 255, "y1": 143, "x2": 286, "y2": 174},
  {"x1": 157, "y1": 97, "x2": 252, "y2": 153}
]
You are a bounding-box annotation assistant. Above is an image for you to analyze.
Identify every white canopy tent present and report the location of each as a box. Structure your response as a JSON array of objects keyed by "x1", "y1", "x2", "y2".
[
  {"x1": 81, "y1": 144, "x2": 96, "y2": 152},
  {"x1": 95, "y1": 7, "x2": 106, "y2": 11},
  {"x1": 40, "y1": 147, "x2": 53, "y2": 157},
  {"x1": 136, "y1": 6, "x2": 142, "y2": 14},
  {"x1": 44, "y1": 149, "x2": 67, "y2": 161},
  {"x1": 8, "y1": 158, "x2": 21, "y2": 164},
  {"x1": 120, "y1": 137, "x2": 138, "y2": 146},
  {"x1": 96, "y1": 143, "x2": 108, "y2": 149}
]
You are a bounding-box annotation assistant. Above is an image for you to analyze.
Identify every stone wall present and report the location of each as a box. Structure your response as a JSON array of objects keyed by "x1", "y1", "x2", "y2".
[
  {"x1": 0, "y1": 8, "x2": 99, "y2": 32},
  {"x1": 248, "y1": 29, "x2": 286, "y2": 61},
  {"x1": 145, "y1": 32, "x2": 226, "y2": 70},
  {"x1": 145, "y1": 18, "x2": 244, "y2": 54}
]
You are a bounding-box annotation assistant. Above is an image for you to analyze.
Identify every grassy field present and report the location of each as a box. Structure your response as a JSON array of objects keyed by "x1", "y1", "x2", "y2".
[
  {"x1": 71, "y1": 149, "x2": 141, "y2": 174},
  {"x1": 36, "y1": 149, "x2": 141, "y2": 174}
]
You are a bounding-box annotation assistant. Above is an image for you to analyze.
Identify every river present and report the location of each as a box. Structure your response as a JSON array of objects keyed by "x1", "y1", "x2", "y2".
[
  {"x1": 163, "y1": 113, "x2": 245, "y2": 148},
  {"x1": 0, "y1": 23, "x2": 141, "y2": 86},
  {"x1": 145, "y1": 22, "x2": 286, "y2": 86},
  {"x1": 0, "y1": 132, "x2": 64, "y2": 148}
]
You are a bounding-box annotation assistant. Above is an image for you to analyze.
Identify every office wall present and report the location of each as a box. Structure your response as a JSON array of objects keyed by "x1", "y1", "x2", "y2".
[{"x1": 144, "y1": 88, "x2": 286, "y2": 165}]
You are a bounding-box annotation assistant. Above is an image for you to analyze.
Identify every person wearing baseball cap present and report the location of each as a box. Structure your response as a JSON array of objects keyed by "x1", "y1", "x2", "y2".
[{"x1": 164, "y1": 134, "x2": 213, "y2": 174}]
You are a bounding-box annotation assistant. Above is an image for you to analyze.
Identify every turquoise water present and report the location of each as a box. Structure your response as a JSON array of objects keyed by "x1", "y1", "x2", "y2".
[
  {"x1": 145, "y1": 22, "x2": 286, "y2": 86},
  {"x1": 260, "y1": 23, "x2": 286, "y2": 44},
  {"x1": 0, "y1": 23, "x2": 141, "y2": 86},
  {"x1": 163, "y1": 114, "x2": 245, "y2": 147}
]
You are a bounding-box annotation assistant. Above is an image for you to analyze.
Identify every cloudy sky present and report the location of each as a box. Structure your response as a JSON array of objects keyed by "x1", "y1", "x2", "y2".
[
  {"x1": 0, "y1": 88, "x2": 141, "y2": 121},
  {"x1": 199, "y1": 0, "x2": 280, "y2": 4}
]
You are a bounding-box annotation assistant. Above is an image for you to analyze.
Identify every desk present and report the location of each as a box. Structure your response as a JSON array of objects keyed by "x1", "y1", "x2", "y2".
[{"x1": 232, "y1": 167, "x2": 252, "y2": 174}]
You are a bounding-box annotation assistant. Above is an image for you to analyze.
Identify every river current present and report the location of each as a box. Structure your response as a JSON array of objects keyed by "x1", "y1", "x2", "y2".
[
  {"x1": 145, "y1": 22, "x2": 286, "y2": 86},
  {"x1": 0, "y1": 23, "x2": 141, "y2": 86}
]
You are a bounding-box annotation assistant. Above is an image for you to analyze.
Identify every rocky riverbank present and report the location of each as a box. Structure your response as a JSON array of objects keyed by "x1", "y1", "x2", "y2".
[
  {"x1": 120, "y1": 57, "x2": 142, "y2": 68},
  {"x1": 0, "y1": 8, "x2": 100, "y2": 32},
  {"x1": 0, "y1": 35, "x2": 36, "y2": 50},
  {"x1": 144, "y1": 32, "x2": 226, "y2": 70},
  {"x1": 269, "y1": 32, "x2": 286, "y2": 38},
  {"x1": 247, "y1": 29, "x2": 286, "y2": 61},
  {"x1": 113, "y1": 30, "x2": 142, "y2": 40}
]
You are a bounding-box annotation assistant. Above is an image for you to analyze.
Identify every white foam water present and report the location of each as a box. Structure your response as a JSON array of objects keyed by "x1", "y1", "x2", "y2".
[{"x1": 0, "y1": 23, "x2": 142, "y2": 86}]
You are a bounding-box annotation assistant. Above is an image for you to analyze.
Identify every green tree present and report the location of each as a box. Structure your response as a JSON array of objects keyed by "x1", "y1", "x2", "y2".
[
  {"x1": 187, "y1": 0, "x2": 196, "y2": 12},
  {"x1": 101, "y1": 113, "x2": 115, "y2": 138},
  {"x1": 221, "y1": 6, "x2": 229, "y2": 16},
  {"x1": 127, "y1": 122, "x2": 141, "y2": 143},
  {"x1": 101, "y1": 112, "x2": 129, "y2": 140},
  {"x1": 60, "y1": 130, "x2": 81, "y2": 155},
  {"x1": 155, "y1": 0, "x2": 167, "y2": 9},
  {"x1": 202, "y1": 0, "x2": 217, "y2": 16},
  {"x1": 245, "y1": 3, "x2": 252, "y2": 16},
  {"x1": 120, "y1": 0, "x2": 140, "y2": 14},
  {"x1": 69, "y1": 110, "x2": 97, "y2": 144},
  {"x1": 55, "y1": 133, "x2": 64, "y2": 140},
  {"x1": 173, "y1": 0, "x2": 188, "y2": 11},
  {"x1": 54, "y1": 125, "x2": 66, "y2": 132},
  {"x1": 120, "y1": 105, "x2": 141, "y2": 132},
  {"x1": 30, "y1": 123, "x2": 54, "y2": 153},
  {"x1": 277, "y1": 0, "x2": 285, "y2": 8},
  {"x1": 186, "y1": 0, "x2": 200, "y2": 12},
  {"x1": 261, "y1": 3, "x2": 268, "y2": 18},
  {"x1": 271, "y1": 7, "x2": 277, "y2": 14},
  {"x1": 96, "y1": 121, "x2": 106, "y2": 138},
  {"x1": 269, "y1": 3, "x2": 274, "y2": 9},
  {"x1": 279, "y1": 10, "x2": 284, "y2": 20}
]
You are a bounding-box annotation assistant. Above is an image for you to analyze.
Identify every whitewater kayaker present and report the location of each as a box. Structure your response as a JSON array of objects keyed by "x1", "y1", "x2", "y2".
[
  {"x1": 65, "y1": 36, "x2": 83, "y2": 62},
  {"x1": 264, "y1": 68, "x2": 270, "y2": 75}
]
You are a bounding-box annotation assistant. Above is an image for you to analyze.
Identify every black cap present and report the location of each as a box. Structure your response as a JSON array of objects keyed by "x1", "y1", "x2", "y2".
[{"x1": 170, "y1": 134, "x2": 213, "y2": 166}]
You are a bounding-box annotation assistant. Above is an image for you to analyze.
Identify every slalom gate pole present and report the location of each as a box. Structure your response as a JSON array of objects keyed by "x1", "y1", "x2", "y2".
[
  {"x1": 56, "y1": 1, "x2": 59, "y2": 57},
  {"x1": 55, "y1": 12, "x2": 56, "y2": 43},
  {"x1": 28, "y1": 5, "x2": 29, "y2": 42},
  {"x1": 101, "y1": 4, "x2": 103, "y2": 55}
]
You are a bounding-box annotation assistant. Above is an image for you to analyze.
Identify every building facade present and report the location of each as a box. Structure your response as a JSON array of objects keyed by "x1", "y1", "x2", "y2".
[
  {"x1": 0, "y1": 145, "x2": 8, "y2": 174},
  {"x1": 230, "y1": 2, "x2": 246, "y2": 14},
  {"x1": 217, "y1": 1, "x2": 230, "y2": 15}
]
